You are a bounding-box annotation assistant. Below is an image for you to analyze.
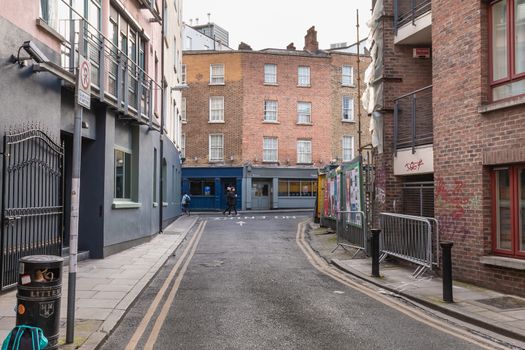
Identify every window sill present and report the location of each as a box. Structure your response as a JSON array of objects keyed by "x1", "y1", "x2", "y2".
[
  {"x1": 153, "y1": 202, "x2": 158, "y2": 207},
  {"x1": 297, "y1": 162, "x2": 314, "y2": 165},
  {"x1": 112, "y1": 200, "x2": 142, "y2": 209},
  {"x1": 479, "y1": 255, "x2": 525, "y2": 270},
  {"x1": 296, "y1": 122, "x2": 313, "y2": 126},
  {"x1": 162, "y1": 202, "x2": 168, "y2": 207},
  {"x1": 182, "y1": 120, "x2": 187, "y2": 124},
  {"x1": 478, "y1": 94, "x2": 525, "y2": 113},
  {"x1": 208, "y1": 121, "x2": 225, "y2": 124},
  {"x1": 342, "y1": 119, "x2": 356, "y2": 123},
  {"x1": 264, "y1": 82, "x2": 278, "y2": 86},
  {"x1": 36, "y1": 18, "x2": 67, "y2": 43},
  {"x1": 297, "y1": 85, "x2": 311, "y2": 88},
  {"x1": 342, "y1": 84, "x2": 355, "y2": 88},
  {"x1": 262, "y1": 161, "x2": 279, "y2": 164},
  {"x1": 209, "y1": 82, "x2": 225, "y2": 86},
  {"x1": 209, "y1": 159, "x2": 224, "y2": 163},
  {"x1": 263, "y1": 121, "x2": 280, "y2": 124}
]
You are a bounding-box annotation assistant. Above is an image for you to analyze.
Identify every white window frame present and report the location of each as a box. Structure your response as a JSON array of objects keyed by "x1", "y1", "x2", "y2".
[
  {"x1": 297, "y1": 102, "x2": 312, "y2": 124},
  {"x1": 209, "y1": 96, "x2": 224, "y2": 122},
  {"x1": 342, "y1": 65, "x2": 354, "y2": 86},
  {"x1": 210, "y1": 63, "x2": 225, "y2": 84},
  {"x1": 209, "y1": 134, "x2": 224, "y2": 161},
  {"x1": 264, "y1": 64, "x2": 277, "y2": 84},
  {"x1": 114, "y1": 148, "x2": 132, "y2": 199},
  {"x1": 264, "y1": 100, "x2": 278, "y2": 122},
  {"x1": 297, "y1": 140, "x2": 312, "y2": 164},
  {"x1": 263, "y1": 137, "x2": 278, "y2": 162},
  {"x1": 342, "y1": 135, "x2": 355, "y2": 162},
  {"x1": 342, "y1": 96, "x2": 354, "y2": 121},
  {"x1": 181, "y1": 97, "x2": 186, "y2": 122},
  {"x1": 298, "y1": 66, "x2": 310, "y2": 86}
]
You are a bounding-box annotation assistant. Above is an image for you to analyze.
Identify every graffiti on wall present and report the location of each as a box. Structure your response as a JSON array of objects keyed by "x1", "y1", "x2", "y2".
[{"x1": 435, "y1": 177, "x2": 481, "y2": 242}]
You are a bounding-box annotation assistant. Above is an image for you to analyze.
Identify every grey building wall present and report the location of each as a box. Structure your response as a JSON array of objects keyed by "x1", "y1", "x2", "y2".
[{"x1": 0, "y1": 17, "x2": 61, "y2": 133}]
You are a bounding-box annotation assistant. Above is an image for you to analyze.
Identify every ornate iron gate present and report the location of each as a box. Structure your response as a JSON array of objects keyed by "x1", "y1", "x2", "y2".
[{"x1": 1, "y1": 128, "x2": 64, "y2": 290}]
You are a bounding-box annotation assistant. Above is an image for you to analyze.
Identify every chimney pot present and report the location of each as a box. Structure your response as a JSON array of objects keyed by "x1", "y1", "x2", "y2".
[{"x1": 303, "y1": 26, "x2": 319, "y2": 53}]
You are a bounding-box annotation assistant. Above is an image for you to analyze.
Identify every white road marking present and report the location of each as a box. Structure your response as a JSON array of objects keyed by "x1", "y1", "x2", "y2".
[{"x1": 236, "y1": 221, "x2": 246, "y2": 227}]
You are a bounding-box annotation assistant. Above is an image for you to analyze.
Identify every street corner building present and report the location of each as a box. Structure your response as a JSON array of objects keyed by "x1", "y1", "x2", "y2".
[
  {"x1": 0, "y1": 0, "x2": 185, "y2": 288},
  {"x1": 181, "y1": 25, "x2": 371, "y2": 211},
  {"x1": 367, "y1": 0, "x2": 525, "y2": 297}
]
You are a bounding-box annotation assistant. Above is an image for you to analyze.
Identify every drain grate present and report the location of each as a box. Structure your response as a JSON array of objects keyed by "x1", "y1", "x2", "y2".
[{"x1": 475, "y1": 296, "x2": 525, "y2": 310}]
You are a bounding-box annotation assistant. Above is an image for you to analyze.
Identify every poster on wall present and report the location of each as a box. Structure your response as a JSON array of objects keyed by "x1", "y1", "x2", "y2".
[
  {"x1": 343, "y1": 158, "x2": 363, "y2": 227},
  {"x1": 323, "y1": 176, "x2": 329, "y2": 217}
]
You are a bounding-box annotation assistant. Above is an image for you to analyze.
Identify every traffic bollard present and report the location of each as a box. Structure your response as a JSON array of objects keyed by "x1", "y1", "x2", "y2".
[
  {"x1": 440, "y1": 241, "x2": 454, "y2": 303},
  {"x1": 370, "y1": 229, "x2": 381, "y2": 277}
]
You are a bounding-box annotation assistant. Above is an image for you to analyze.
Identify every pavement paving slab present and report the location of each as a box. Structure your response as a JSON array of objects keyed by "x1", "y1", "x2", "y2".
[
  {"x1": 0, "y1": 215, "x2": 197, "y2": 349},
  {"x1": 305, "y1": 221, "x2": 525, "y2": 344}
]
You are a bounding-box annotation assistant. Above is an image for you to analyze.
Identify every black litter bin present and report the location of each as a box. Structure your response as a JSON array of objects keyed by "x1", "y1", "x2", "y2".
[{"x1": 16, "y1": 255, "x2": 64, "y2": 350}]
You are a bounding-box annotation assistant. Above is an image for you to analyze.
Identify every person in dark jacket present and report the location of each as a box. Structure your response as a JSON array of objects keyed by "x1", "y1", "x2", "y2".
[{"x1": 223, "y1": 187, "x2": 238, "y2": 215}]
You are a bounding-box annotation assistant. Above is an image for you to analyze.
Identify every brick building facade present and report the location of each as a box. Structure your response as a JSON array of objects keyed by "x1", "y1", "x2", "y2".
[
  {"x1": 371, "y1": 0, "x2": 525, "y2": 297},
  {"x1": 182, "y1": 28, "x2": 371, "y2": 211}
]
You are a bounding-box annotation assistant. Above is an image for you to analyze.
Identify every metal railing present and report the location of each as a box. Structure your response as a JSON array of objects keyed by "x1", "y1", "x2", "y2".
[
  {"x1": 394, "y1": 0, "x2": 431, "y2": 34},
  {"x1": 333, "y1": 211, "x2": 367, "y2": 256},
  {"x1": 40, "y1": 0, "x2": 161, "y2": 126},
  {"x1": 393, "y1": 85, "x2": 433, "y2": 154},
  {"x1": 379, "y1": 212, "x2": 437, "y2": 278}
]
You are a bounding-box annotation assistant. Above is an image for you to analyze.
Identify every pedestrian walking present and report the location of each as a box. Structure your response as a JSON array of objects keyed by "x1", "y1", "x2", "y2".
[
  {"x1": 181, "y1": 192, "x2": 191, "y2": 215},
  {"x1": 223, "y1": 187, "x2": 238, "y2": 215}
]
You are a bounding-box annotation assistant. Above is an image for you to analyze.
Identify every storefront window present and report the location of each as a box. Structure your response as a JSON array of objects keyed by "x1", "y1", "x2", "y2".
[
  {"x1": 278, "y1": 180, "x2": 317, "y2": 197},
  {"x1": 189, "y1": 180, "x2": 215, "y2": 196}
]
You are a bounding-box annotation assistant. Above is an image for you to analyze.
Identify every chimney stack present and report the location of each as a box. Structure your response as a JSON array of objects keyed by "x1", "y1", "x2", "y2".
[
  {"x1": 238, "y1": 42, "x2": 253, "y2": 50},
  {"x1": 286, "y1": 42, "x2": 296, "y2": 51},
  {"x1": 195, "y1": 18, "x2": 199, "y2": 25},
  {"x1": 303, "y1": 26, "x2": 319, "y2": 52}
]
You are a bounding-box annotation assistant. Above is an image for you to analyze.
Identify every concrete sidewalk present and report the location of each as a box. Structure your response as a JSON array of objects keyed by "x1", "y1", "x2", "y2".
[
  {"x1": 0, "y1": 215, "x2": 197, "y2": 349},
  {"x1": 307, "y1": 221, "x2": 525, "y2": 345}
]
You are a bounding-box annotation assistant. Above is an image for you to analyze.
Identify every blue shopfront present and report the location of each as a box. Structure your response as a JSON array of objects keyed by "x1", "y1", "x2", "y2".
[{"x1": 182, "y1": 167, "x2": 244, "y2": 211}]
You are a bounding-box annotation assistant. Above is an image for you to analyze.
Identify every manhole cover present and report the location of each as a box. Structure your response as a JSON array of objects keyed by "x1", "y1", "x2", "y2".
[{"x1": 475, "y1": 296, "x2": 525, "y2": 310}]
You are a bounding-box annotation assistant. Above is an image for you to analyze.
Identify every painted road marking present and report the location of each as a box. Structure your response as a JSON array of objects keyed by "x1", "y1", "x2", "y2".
[
  {"x1": 125, "y1": 220, "x2": 206, "y2": 350},
  {"x1": 236, "y1": 221, "x2": 246, "y2": 227}
]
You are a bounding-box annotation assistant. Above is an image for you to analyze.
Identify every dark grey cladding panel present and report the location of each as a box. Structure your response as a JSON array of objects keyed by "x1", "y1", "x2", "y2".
[{"x1": 250, "y1": 167, "x2": 317, "y2": 179}]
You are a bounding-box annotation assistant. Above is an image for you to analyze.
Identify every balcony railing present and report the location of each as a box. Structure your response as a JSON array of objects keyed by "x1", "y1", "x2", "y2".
[
  {"x1": 40, "y1": 0, "x2": 161, "y2": 127},
  {"x1": 394, "y1": 0, "x2": 431, "y2": 34},
  {"x1": 393, "y1": 85, "x2": 433, "y2": 154}
]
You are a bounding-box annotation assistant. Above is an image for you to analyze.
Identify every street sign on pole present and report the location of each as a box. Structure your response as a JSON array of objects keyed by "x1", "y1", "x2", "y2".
[{"x1": 77, "y1": 55, "x2": 91, "y2": 109}]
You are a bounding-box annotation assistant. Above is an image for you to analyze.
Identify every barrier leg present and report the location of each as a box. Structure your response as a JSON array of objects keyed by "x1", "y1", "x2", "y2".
[{"x1": 440, "y1": 241, "x2": 454, "y2": 303}]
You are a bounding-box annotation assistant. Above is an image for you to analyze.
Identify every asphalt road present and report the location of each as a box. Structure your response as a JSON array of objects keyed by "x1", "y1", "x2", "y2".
[{"x1": 100, "y1": 213, "x2": 484, "y2": 350}]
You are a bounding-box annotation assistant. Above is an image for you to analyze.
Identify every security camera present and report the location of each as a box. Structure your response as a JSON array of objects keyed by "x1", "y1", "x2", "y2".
[{"x1": 22, "y1": 41, "x2": 50, "y2": 64}]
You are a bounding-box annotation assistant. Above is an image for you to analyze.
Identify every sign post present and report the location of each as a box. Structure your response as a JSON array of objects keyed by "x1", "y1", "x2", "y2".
[{"x1": 66, "y1": 20, "x2": 89, "y2": 344}]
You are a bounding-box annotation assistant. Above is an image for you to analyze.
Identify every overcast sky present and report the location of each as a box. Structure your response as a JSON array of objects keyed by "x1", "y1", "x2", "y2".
[{"x1": 182, "y1": 1, "x2": 372, "y2": 50}]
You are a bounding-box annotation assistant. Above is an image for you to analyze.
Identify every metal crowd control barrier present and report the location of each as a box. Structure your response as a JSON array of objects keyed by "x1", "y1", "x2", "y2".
[
  {"x1": 379, "y1": 213, "x2": 435, "y2": 278},
  {"x1": 333, "y1": 211, "x2": 367, "y2": 257}
]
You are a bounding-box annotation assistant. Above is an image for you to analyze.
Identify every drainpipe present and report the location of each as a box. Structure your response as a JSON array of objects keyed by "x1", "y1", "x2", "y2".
[{"x1": 159, "y1": 0, "x2": 165, "y2": 233}]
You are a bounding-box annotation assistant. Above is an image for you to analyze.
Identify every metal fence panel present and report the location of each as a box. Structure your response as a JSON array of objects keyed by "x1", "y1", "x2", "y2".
[
  {"x1": 334, "y1": 211, "x2": 367, "y2": 256},
  {"x1": 379, "y1": 212, "x2": 434, "y2": 277}
]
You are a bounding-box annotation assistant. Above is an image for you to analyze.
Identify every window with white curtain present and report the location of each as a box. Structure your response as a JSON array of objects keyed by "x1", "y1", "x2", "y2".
[
  {"x1": 210, "y1": 64, "x2": 224, "y2": 84},
  {"x1": 264, "y1": 100, "x2": 278, "y2": 121},
  {"x1": 209, "y1": 134, "x2": 224, "y2": 161},
  {"x1": 298, "y1": 66, "x2": 310, "y2": 86},
  {"x1": 342, "y1": 65, "x2": 354, "y2": 86},
  {"x1": 297, "y1": 102, "x2": 312, "y2": 124},
  {"x1": 209, "y1": 96, "x2": 224, "y2": 122},
  {"x1": 342, "y1": 135, "x2": 354, "y2": 161},
  {"x1": 264, "y1": 64, "x2": 277, "y2": 84},
  {"x1": 263, "y1": 137, "x2": 278, "y2": 162},
  {"x1": 342, "y1": 96, "x2": 354, "y2": 121},
  {"x1": 297, "y1": 140, "x2": 312, "y2": 164}
]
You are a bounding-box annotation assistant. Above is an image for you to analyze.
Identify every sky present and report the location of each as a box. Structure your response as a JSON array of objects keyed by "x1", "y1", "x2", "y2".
[{"x1": 182, "y1": 0, "x2": 372, "y2": 51}]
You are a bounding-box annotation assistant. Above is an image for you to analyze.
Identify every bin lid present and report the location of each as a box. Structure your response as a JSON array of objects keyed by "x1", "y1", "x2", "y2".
[{"x1": 19, "y1": 255, "x2": 64, "y2": 264}]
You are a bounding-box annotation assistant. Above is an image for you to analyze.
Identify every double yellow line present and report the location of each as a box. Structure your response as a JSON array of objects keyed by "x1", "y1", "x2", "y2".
[
  {"x1": 125, "y1": 220, "x2": 207, "y2": 350},
  {"x1": 295, "y1": 220, "x2": 510, "y2": 350}
]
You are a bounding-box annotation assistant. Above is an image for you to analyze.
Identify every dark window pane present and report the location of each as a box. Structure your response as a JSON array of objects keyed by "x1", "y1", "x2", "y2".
[{"x1": 496, "y1": 169, "x2": 512, "y2": 250}]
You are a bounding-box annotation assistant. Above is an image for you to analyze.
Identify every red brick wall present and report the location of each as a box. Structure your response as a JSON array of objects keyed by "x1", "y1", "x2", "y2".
[
  {"x1": 181, "y1": 52, "x2": 243, "y2": 167},
  {"x1": 330, "y1": 53, "x2": 372, "y2": 160},
  {"x1": 241, "y1": 51, "x2": 332, "y2": 167},
  {"x1": 433, "y1": 0, "x2": 525, "y2": 296}
]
